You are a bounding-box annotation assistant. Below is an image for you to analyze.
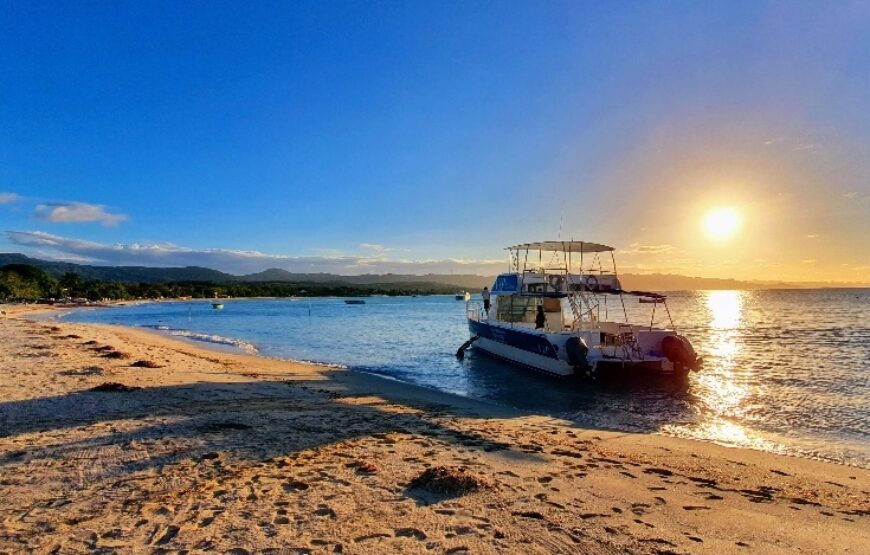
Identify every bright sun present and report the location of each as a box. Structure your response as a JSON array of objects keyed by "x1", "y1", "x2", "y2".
[{"x1": 704, "y1": 207, "x2": 742, "y2": 240}]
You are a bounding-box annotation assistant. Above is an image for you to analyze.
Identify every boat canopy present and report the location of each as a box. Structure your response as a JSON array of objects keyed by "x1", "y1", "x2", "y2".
[{"x1": 507, "y1": 241, "x2": 614, "y2": 253}]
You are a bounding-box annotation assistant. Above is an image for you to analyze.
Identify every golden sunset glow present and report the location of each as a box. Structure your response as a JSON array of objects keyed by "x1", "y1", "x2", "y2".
[{"x1": 703, "y1": 207, "x2": 742, "y2": 241}]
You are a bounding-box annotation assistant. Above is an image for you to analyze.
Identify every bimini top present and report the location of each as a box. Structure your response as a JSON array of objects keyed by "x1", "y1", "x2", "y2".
[{"x1": 507, "y1": 241, "x2": 614, "y2": 254}]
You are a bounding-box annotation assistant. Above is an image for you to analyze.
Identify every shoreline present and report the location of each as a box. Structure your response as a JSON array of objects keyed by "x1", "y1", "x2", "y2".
[
  {"x1": 23, "y1": 302, "x2": 870, "y2": 470},
  {"x1": 1, "y1": 305, "x2": 868, "y2": 553},
  {"x1": 34, "y1": 302, "x2": 870, "y2": 470}
]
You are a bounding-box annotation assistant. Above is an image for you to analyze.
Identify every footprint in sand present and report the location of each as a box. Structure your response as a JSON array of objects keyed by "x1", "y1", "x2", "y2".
[
  {"x1": 513, "y1": 510, "x2": 547, "y2": 521},
  {"x1": 151, "y1": 525, "x2": 179, "y2": 545},
  {"x1": 313, "y1": 506, "x2": 337, "y2": 519},
  {"x1": 551, "y1": 449, "x2": 583, "y2": 459},
  {"x1": 643, "y1": 467, "x2": 673, "y2": 477},
  {"x1": 395, "y1": 528, "x2": 427, "y2": 540},
  {"x1": 283, "y1": 480, "x2": 310, "y2": 492},
  {"x1": 639, "y1": 537, "x2": 676, "y2": 547},
  {"x1": 353, "y1": 533, "x2": 391, "y2": 543}
]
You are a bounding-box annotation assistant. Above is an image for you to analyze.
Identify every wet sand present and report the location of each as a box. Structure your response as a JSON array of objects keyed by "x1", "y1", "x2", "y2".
[{"x1": 1, "y1": 305, "x2": 867, "y2": 554}]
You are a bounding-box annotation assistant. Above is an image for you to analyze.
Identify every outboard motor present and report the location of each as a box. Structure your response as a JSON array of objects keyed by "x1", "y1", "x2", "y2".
[
  {"x1": 662, "y1": 335, "x2": 702, "y2": 372},
  {"x1": 565, "y1": 336, "x2": 590, "y2": 372}
]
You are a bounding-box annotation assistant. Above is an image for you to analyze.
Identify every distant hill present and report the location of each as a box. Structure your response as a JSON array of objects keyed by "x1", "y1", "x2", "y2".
[
  {"x1": 238, "y1": 268, "x2": 492, "y2": 289},
  {"x1": 2, "y1": 253, "x2": 866, "y2": 290},
  {"x1": 620, "y1": 273, "x2": 774, "y2": 291},
  {"x1": 0, "y1": 253, "x2": 233, "y2": 283},
  {"x1": 618, "y1": 273, "x2": 869, "y2": 291},
  {"x1": 0, "y1": 253, "x2": 491, "y2": 289}
]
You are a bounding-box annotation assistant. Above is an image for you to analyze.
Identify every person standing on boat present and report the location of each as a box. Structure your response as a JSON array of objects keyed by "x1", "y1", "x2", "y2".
[
  {"x1": 482, "y1": 286, "x2": 491, "y2": 314},
  {"x1": 535, "y1": 305, "x2": 546, "y2": 330}
]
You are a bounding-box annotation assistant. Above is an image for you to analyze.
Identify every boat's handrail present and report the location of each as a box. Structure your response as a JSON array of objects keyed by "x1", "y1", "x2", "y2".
[{"x1": 466, "y1": 302, "x2": 484, "y2": 322}]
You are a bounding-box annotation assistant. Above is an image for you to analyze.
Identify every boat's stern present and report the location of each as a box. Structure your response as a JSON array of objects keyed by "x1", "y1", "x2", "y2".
[{"x1": 580, "y1": 326, "x2": 703, "y2": 380}]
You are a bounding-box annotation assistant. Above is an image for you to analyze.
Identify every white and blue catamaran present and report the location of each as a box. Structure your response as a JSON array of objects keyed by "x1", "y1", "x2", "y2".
[{"x1": 465, "y1": 241, "x2": 702, "y2": 380}]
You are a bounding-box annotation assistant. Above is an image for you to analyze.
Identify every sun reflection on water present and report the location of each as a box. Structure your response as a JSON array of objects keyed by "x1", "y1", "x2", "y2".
[
  {"x1": 707, "y1": 290, "x2": 743, "y2": 330},
  {"x1": 665, "y1": 291, "x2": 760, "y2": 447},
  {"x1": 700, "y1": 290, "x2": 750, "y2": 416}
]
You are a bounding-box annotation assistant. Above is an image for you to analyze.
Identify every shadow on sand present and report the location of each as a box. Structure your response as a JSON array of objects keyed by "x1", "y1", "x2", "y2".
[{"x1": 0, "y1": 373, "x2": 535, "y2": 484}]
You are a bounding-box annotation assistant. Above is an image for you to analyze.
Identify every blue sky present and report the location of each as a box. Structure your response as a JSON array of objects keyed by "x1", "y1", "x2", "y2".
[{"x1": 1, "y1": 1, "x2": 868, "y2": 279}]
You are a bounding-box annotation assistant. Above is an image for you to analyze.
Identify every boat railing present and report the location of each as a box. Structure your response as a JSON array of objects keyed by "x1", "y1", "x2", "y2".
[
  {"x1": 466, "y1": 302, "x2": 485, "y2": 322},
  {"x1": 567, "y1": 290, "x2": 601, "y2": 330}
]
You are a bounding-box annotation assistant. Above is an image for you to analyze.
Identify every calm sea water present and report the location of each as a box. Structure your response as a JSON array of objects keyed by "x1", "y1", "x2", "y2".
[{"x1": 61, "y1": 290, "x2": 870, "y2": 467}]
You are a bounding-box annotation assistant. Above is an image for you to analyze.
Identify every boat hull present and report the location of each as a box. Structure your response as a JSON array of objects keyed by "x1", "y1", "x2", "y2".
[
  {"x1": 467, "y1": 318, "x2": 688, "y2": 380},
  {"x1": 473, "y1": 337, "x2": 575, "y2": 377},
  {"x1": 468, "y1": 319, "x2": 572, "y2": 376}
]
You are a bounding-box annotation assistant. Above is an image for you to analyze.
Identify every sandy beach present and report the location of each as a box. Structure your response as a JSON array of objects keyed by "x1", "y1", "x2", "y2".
[{"x1": 1, "y1": 306, "x2": 867, "y2": 554}]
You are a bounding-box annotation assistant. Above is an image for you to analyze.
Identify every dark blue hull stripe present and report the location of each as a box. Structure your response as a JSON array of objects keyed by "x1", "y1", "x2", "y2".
[
  {"x1": 468, "y1": 320, "x2": 559, "y2": 359},
  {"x1": 472, "y1": 344, "x2": 571, "y2": 378}
]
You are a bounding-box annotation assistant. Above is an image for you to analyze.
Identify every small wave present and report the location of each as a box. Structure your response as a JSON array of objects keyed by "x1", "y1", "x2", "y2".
[
  {"x1": 274, "y1": 357, "x2": 346, "y2": 369},
  {"x1": 140, "y1": 325, "x2": 258, "y2": 354},
  {"x1": 170, "y1": 330, "x2": 259, "y2": 354}
]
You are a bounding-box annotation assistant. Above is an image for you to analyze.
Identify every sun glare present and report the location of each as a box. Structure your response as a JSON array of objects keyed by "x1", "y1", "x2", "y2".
[{"x1": 703, "y1": 207, "x2": 742, "y2": 240}]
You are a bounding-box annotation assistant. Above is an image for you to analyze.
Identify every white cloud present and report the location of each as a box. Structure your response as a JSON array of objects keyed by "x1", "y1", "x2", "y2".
[
  {"x1": 34, "y1": 202, "x2": 127, "y2": 226},
  {"x1": 792, "y1": 143, "x2": 817, "y2": 152},
  {"x1": 0, "y1": 192, "x2": 21, "y2": 204},
  {"x1": 621, "y1": 243, "x2": 676, "y2": 255},
  {"x1": 5, "y1": 230, "x2": 505, "y2": 276},
  {"x1": 359, "y1": 243, "x2": 411, "y2": 254}
]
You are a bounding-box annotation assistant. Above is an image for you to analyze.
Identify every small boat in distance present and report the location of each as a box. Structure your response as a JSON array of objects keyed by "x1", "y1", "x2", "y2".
[
  {"x1": 344, "y1": 299, "x2": 366, "y2": 305},
  {"x1": 212, "y1": 302, "x2": 224, "y2": 310},
  {"x1": 464, "y1": 240, "x2": 702, "y2": 381},
  {"x1": 455, "y1": 291, "x2": 471, "y2": 301}
]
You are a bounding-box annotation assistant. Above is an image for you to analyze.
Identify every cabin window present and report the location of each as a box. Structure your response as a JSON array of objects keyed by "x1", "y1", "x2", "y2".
[
  {"x1": 495, "y1": 295, "x2": 538, "y2": 323},
  {"x1": 492, "y1": 274, "x2": 519, "y2": 293},
  {"x1": 542, "y1": 297, "x2": 561, "y2": 312}
]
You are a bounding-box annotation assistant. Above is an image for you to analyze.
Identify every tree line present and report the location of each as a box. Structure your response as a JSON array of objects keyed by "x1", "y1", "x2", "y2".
[{"x1": 0, "y1": 264, "x2": 458, "y2": 302}]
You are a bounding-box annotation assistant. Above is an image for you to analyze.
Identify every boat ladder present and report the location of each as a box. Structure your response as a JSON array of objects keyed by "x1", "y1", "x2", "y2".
[
  {"x1": 616, "y1": 324, "x2": 643, "y2": 362},
  {"x1": 568, "y1": 292, "x2": 599, "y2": 330}
]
